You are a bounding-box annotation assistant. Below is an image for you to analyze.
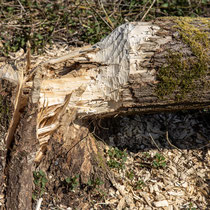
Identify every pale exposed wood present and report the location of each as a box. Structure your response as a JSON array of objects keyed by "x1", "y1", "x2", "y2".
[{"x1": 5, "y1": 72, "x2": 24, "y2": 149}]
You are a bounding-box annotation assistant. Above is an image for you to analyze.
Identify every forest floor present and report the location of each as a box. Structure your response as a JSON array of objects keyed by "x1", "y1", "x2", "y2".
[
  {"x1": 0, "y1": 1, "x2": 210, "y2": 206},
  {"x1": 32, "y1": 111, "x2": 210, "y2": 210}
]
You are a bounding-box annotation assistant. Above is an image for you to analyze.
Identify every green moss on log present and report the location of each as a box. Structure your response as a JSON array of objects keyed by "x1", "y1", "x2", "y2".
[{"x1": 156, "y1": 17, "x2": 209, "y2": 100}]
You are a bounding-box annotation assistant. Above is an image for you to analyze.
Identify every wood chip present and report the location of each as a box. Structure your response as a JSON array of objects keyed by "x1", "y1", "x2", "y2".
[{"x1": 153, "y1": 200, "x2": 169, "y2": 207}]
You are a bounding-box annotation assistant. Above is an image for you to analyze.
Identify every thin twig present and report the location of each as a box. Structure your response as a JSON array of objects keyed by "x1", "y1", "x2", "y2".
[
  {"x1": 134, "y1": 0, "x2": 150, "y2": 21},
  {"x1": 97, "y1": 118, "x2": 109, "y2": 130},
  {"x1": 17, "y1": 0, "x2": 26, "y2": 12},
  {"x1": 35, "y1": 198, "x2": 43, "y2": 210},
  {"x1": 66, "y1": 132, "x2": 89, "y2": 155},
  {"x1": 99, "y1": 0, "x2": 114, "y2": 29},
  {"x1": 148, "y1": 133, "x2": 161, "y2": 152},
  {"x1": 141, "y1": 0, "x2": 156, "y2": 21},
  {"x1": 165, "y1": 131, "x2": 182, "y2": 152},
  {"x1": 85, "y1": 0, "x2": 113, "y2": 31},
  {"x1": 26, "y1": 41, "x2": 31, "y2": 71},
  {"x1": 197, "y1": 142, "x2": 210, "y2": 150},
  {"x1": 92, "y1": 132, "x2": 107, "y2": 145}
]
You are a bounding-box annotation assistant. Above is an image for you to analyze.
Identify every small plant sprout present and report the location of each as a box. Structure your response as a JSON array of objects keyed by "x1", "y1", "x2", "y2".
[
  {"x1": 135, "y1": 179, "x2": 145, "y2": 190},
  {"x1": 87, "y1": 177, "x2": 106, "y2": 198},
  {"x1": 187, "y1": 202, "x2": 197, "y2": 210},
  {"x1": 65, "y1": 174, "x2": 79, "y2": 191},
  {"x1": 126, "y1": 170, "x2": 135, "y2": 181},
  {"x1": 152, "y1": 153, "x2": 167, "y2": 168},
  {"x1": 33, "y1": 170, "x2": 48, "y2": 200},
  {"x1": 107, "y1": 147, "x2": 128, "y2": 170},
  {"x1": 87, "y1": 177, "x2": 104, "y2": 188}
]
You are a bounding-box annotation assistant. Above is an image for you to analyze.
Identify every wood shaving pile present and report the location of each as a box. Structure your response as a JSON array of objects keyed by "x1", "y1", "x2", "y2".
[{"x1": 94, "y1": 112, "x2": 209, "y2": 210}]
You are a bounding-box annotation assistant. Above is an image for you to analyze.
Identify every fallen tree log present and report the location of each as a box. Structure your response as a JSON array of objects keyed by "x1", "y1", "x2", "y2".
[{"x1": 0, "y1": 17, "x2": 209, "y2": 209}]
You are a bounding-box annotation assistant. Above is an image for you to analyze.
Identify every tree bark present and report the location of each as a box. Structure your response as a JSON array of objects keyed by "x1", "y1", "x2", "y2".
[
  {"x1": 0, "y1": 17, "x2": 209, "y2": 209},
  {"x1": 5, "y1": 72, "x2": 40, "y2": 210}
]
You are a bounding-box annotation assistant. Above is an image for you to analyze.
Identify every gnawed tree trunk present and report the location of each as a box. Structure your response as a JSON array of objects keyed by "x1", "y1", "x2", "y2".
[{"x1": 0, "y1": 17, "x2": 209, "y2": 209}]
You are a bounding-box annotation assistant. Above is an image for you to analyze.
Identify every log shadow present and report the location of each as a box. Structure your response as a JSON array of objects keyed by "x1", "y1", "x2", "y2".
[{"x1": 95, "y1": 110, "x2": 210, "y2": 152}]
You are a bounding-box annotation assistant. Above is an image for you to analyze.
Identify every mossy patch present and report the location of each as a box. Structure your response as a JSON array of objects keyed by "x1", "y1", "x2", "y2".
[{"x1": 156, "y1": 17, "x2": 209, "y2": 100}]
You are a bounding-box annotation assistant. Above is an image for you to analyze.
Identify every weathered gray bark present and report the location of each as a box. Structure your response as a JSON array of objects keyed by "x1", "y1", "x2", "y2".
[{"x1": 0, "y1": 17, "x2": 209, "y2": 209}]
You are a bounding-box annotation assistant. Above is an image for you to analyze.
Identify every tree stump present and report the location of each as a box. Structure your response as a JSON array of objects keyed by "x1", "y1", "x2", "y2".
[{"x1": 0, "y1": 17, "x2": 209, "y2": 209}]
